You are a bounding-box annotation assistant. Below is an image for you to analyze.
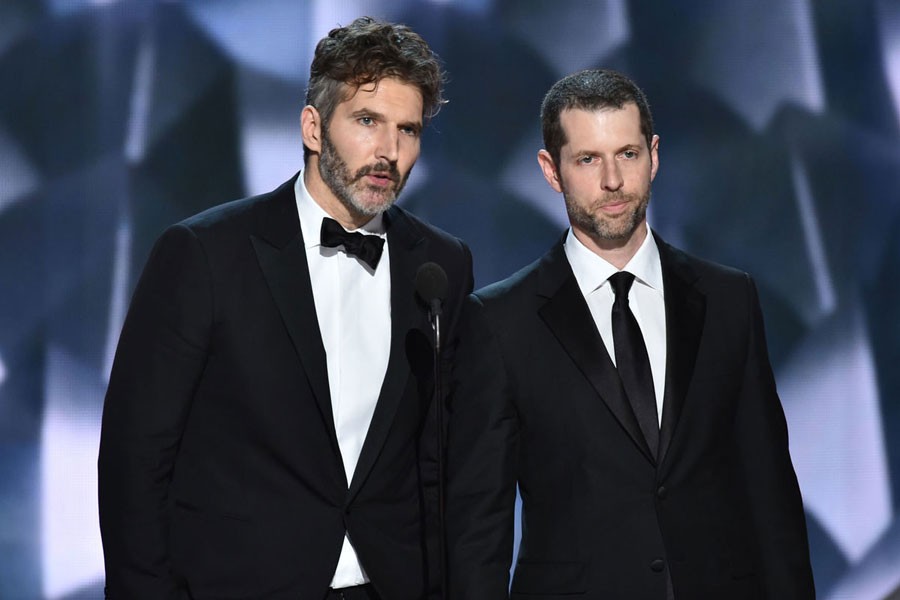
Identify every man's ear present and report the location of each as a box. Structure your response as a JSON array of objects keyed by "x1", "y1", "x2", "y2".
[
  {"x1": 301, "y1": 105, "x2": 323, "y2": 154},
  {"x1": 537, "y1": 149, "x2": 563, "y2": 193}
]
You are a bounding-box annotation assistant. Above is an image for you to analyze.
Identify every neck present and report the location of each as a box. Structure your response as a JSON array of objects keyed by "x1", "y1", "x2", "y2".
[{"x1": 572, "y1": 222, "x2": 648, "y2": 270}]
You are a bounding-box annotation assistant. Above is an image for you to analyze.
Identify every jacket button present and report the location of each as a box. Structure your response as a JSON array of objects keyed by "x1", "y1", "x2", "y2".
[
  {"x1": 650, "y1": 558, "x2": 665, "y2": 572},
  {"x1": 656, "y1": 486, "x2": 668, "y2": 499}
]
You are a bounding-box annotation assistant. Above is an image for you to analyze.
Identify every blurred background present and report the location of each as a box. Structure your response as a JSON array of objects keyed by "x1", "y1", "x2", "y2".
[{"x1": 1, "y1": 0, "x2": 899, "y2": 597}]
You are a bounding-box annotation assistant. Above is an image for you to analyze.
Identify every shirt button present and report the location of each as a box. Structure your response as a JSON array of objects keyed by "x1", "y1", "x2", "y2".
[
  {"x1": 656, "y1": 486, "x2": 668, "y2": 499},
  {"x1": 650, "y1": 558, "x2": 665, "y2": 572}
]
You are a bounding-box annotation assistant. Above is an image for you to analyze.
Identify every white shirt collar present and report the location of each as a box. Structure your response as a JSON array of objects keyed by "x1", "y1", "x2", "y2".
[
  {"x1": 294, "y1": 171, "x2": 386, "y2": 250},
  {"x1": 565, "y1": 225, "x2": 663, "y2": 296}
]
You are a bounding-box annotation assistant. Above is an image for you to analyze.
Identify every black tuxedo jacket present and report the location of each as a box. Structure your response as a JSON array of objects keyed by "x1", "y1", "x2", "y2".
[
  {"x1": 446, "y1": 233, "x2": 814, "y2": 599},
  {"x1": 98, "y1": 176, "x2": 473, "y2": 599}
]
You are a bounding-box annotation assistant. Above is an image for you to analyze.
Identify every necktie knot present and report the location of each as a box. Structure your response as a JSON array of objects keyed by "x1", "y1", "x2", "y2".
[
  {"x1": 609, "y1": 271, "x2": 636, "y2": 299},
  {"x1": 320, "y1": 217, "x2": 385, "y2": 270}
]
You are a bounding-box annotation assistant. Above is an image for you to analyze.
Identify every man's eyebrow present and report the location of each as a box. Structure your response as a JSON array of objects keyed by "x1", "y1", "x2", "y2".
[
  {"x1": 566, "y1": 146, "x2": 601, "y2": 157},
  {"x1": 567, "y1": 142, "x2": 643, "y2": 155},
  {"x1": 401, "y1": 119, "x2": 423, "y2": 132},
  {"x1": 350, "y1": 108, "x2": 385, "y2": 119},
  {"x1": 349, "y1": 108, "x2": 422, "y2": 132}
]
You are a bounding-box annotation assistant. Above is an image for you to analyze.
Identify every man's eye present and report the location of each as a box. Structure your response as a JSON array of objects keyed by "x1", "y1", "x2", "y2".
[
  {"x1": 579, "y1": 156, "x2": 594, "y2": 164},
  {"x1": 359, "y1": 116, "x2": 374, "y2": 126},
  {"x1": 400, "y1": 126, "x2": 419, "y2": 137},
  {"x1": 622, "y1": 150, "x2": 637, "y2": 159}
]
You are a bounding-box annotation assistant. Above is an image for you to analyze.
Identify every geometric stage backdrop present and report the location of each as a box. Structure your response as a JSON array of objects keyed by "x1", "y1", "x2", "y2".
[{"x1": 1, "y1": 1, "x2": 899, "y2": 597}]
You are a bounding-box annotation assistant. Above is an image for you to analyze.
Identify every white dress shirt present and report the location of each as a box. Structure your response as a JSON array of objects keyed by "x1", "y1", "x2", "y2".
[
  {"x1": 564, "y1": 227, "x2": 667, "y2": 424},
  {"x1": 295, "y1": 174, "x2": 392, "y2": 588}
]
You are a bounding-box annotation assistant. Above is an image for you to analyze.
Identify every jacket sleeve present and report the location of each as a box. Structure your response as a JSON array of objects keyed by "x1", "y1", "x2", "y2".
[
  {"x1": 98, "y1": 224, "x2": 213, "y2": 599},
  {"x1": 733, "y1": 275, "x2": 816, "y2": 598},
  {"x1": 446, "y1": 294, "x2": 518, "y2": 599}
]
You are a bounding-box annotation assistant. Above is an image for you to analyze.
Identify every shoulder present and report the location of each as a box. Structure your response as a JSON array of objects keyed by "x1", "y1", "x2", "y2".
[
  {"x1": 655, "y1": 233, "x2": 753, "y2": 291},
  {"x1": 454, "y1": 248, "x2": 559, "y2": 349},
  {"x1": 386, "y1": 205, "x2": 474, "y2": 287},
  {"x1": 654, "y1": 234, "x2": 761, "y2": 327},
  {"x1": 180, "y1": 178, "x2": 296, "y2": 238},
  {"x1": 465, "y1": 249, "x2": 555, "y2": 326},
  {"x1": 144, "y1": 178, "x2": 298, "y2": 274},
  {"x1": 476, "y1": 234, "x2": 569, "y2": 302},
  {"x1": 475, "y1": 256, "x2": 543, "y2": 303},
  {"x1": 387, "y1": 204, "x2": 468, "y2": 256}
]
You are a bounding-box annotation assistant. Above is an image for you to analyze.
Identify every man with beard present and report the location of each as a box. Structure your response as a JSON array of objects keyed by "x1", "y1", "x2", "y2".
[
  {"x1": 99, "y1": 17, "x2": 473, "y2": 600},
  {"x1": 446, "y1": 69, "x2": 814, "y2": 599}
]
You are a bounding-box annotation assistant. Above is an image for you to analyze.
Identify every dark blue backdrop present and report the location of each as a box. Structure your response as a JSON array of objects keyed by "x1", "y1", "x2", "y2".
[{"x1": 1, "y1": 1, "x2": 899, "y2": 598}]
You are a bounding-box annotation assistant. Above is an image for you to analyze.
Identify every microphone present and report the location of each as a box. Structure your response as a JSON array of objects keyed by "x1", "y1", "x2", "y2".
[
  {"x1": 415, "y1": 262, "x2": 449, "y2": 318},
  {"x1": 415, "y1": 261, "x2": 450, "y2": 600}
]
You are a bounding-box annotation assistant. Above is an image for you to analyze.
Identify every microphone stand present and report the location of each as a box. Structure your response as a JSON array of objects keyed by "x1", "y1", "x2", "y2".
[
  {"x1": 415, "y1": 262, "x2": 449, "y2": 600},
  {"x1": 430, "y1": 299, "x2": 447, "y2": 600}
]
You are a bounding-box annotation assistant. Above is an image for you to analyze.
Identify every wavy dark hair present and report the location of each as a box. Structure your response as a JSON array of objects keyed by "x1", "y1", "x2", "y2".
[
  {"x1": 540, "y1": 69, "x2": 654, "y2": 167},
  {"x1": 304, "y1": 16, "x2": 446, "y2": 161}
]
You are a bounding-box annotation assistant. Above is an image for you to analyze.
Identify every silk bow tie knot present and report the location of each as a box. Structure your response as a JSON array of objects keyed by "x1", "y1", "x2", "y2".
[{"x1": 320, "y1": 217, "x2": 385, "y2": 270}]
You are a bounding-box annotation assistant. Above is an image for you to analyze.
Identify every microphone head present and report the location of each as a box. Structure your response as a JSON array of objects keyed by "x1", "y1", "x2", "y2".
[{"x1": 415, "y1": 261, "x2": 449, "y2": 305}]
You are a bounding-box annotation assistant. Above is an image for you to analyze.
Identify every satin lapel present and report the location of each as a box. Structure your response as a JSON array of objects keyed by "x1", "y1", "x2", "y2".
[
  {"x1": 537, "y1": 241, "x2": 655, "y2": 464},
  {"x1": 250, "y1": 177, "x2": 339, "y2": 458},
  {"x1": 656, "y1": 235, "x2": 706, "y2": 467},
  {"x1": 348, "y1": 206, "x2": 427, "y2": 499}
]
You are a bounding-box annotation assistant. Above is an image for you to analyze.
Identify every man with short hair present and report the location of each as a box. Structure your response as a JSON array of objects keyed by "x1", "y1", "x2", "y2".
[
  {"x1": 99, "y1": 17, "x2": 472, "y2": 600},
  {"x1": 447, "y1": 69, "x2": 814, "y2": 599}
]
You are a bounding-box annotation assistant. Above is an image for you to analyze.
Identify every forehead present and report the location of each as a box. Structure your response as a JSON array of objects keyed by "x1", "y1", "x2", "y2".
[
  {"x1": 337, "y1": 77, "x2": 424, "y2": 121},
  {"x1": 558, "y1": 103, "x2": 644, "y2": 152}
]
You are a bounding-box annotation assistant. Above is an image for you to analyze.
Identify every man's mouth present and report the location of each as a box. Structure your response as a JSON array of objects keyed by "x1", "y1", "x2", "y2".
[
  {"x1": 366, "y1": 172, "x2": 395, "y2": 187},
  {"x1": 598, "y1": 198, "x2": 629, "y2": 213},
  {"x1": 359, "y1": 163, "x2": 399, "y2": 188}
]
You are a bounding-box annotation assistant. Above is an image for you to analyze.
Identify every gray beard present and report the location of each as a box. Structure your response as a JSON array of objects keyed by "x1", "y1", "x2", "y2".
[{"x1": 318, "y1": 132, "x2": 407, "y2": 217}]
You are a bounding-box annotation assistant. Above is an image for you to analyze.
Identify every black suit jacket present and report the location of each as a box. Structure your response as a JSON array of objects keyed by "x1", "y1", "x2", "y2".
[
  {"x1": 98, "y1": 176, "x2": 473, "y2": 599},
  {"x1": 446, "y1": 233, "x2": 814, "y2": 599}
]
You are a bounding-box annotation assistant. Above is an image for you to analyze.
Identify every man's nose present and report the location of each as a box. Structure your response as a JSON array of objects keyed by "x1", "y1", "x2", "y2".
[
  {"x1": 600, "y1": 160, "x2": 623, "y2": 191},
  {"x1": 375, "y1": 127, "x2": 400, "y2": 163}
]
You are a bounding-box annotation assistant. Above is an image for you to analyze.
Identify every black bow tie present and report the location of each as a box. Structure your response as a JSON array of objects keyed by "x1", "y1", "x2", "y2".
[{"x1": 320, "y1": 217, "x2": 385, "y2": 270}]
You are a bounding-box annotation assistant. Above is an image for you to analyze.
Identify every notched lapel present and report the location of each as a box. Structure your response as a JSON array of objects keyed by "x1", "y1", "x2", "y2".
[
  {"x1": 348, "y1": 207, "x2": 427, "y2": 499},
  {"x1": 537, "y1": 245, "x2": 656, "y2": 464},
  {"x1": 657, "y1": 239, "x2": 706, "y2": 467},
  {"x1": 251, "y1": 231, "x2": 338, "y2": 455}
]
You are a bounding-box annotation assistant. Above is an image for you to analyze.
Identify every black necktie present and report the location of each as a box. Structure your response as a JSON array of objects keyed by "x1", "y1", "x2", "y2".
[
  {"x1": 320, "y1": 217, "x2": 385, "y2": 270},
  {"x1": 609, "y1": 271, "x2": 659, "y2": 459}
]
